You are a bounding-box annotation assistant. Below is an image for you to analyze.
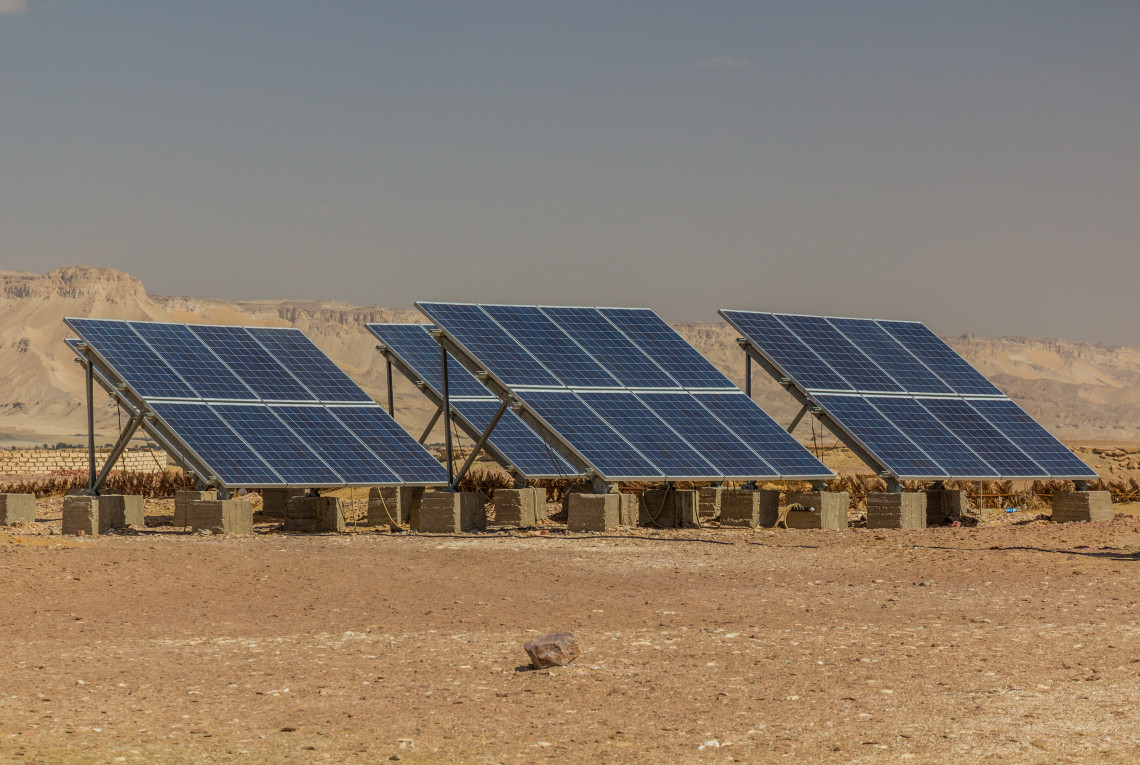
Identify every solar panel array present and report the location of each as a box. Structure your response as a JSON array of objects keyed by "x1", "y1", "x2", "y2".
[
  {"x1": 416, "y1": 303, "x2": 834, "y2": 482},
  {"x1": 721, "y1": 310, "x2": 1095, "y2": 481},
  {"x1": 66, "y1": 318, "x2": 447, "y2": 488},
  {"x1": 366, "y1": 323, "x2": 579, "y2": 479}
]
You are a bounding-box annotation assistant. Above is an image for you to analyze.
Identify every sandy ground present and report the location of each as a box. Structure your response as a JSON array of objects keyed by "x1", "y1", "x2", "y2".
[{"x1": 1, "y1": 497, "x2": 1140, "y2": 764}]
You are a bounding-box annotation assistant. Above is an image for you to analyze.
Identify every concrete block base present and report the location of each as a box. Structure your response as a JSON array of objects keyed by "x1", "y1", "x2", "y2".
[
  {"x1": 368, "y1": 486, "x2": 424, "y2": 527},
  {"x1": 925, "y1": 489, "x2": 967, "y2": 526},
  {"x1": 261, "y1": 488, "x2": 307, "y2": 518},
  {"x1": 619, "y1": 494, "x2": 638, "y2": 526},
  {"x1": 492, "y1": 487, "x2": 547, "y2": 527},
  {"x1": 174, "y1": 490, "x2": 217, "y2": 526},
  {"x1": 0, "y1": 494, "x2": 36, "y2": 525},
  {"x1": 1052, "y1": 491, "x2": 1114, "y2": 523},
  {"x1": 783, "y1": 491, "x2": 849, "y2": 530},
  {"x1": 62, "y1": 496, "x2": 100, "y2": 536},
  {"x1": 867, "y1": 492, "x2": 926, "y2": 529},
  {"x1": 719, "y1": 489, "x2": 779, "y2": 528},
  {"x1": 188, "y1": 499, "x2": 254, "y2": 535},
  {"x1": 285, "y1": 496, "x2": 345, "y2": 533},
  {"x1": 698, "y1": 487, "x2": 722, "y2": 520},
  {"x1": 416, "y1": 492, "x2": 486, "y2": 533},
  {"x1": 639, "y1": 489, "x2": 699, "y2": 529},
  {"x1": 98, "y1": 494, "x2": 144, "y2": 532},
  {"x1": 567, "y1": 493, "x2": 620, "y2": 532},
  {"x1": 558, "y1": 482, "x2": 594, "y2": 520}
]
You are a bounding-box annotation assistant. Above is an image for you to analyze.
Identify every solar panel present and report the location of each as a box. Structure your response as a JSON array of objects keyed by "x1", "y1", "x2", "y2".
[
  {"x1": 722, "y1": 309, "x2": 1096, "y2": 480},
  {"x1": 417, "y1": 302, "x2": 834, "y2": 482},
  {"x1": 66, "y1": 318, "x2": 448, "y2": 489},
  {"x1": 367, "y1": 323, "x2": 578, "y2": 478}
]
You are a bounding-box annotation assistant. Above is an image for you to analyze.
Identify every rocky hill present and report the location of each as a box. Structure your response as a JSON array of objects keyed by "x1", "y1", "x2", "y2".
[{"x1": 1, "y1": 267, "x2": 1136, "y2": 448}]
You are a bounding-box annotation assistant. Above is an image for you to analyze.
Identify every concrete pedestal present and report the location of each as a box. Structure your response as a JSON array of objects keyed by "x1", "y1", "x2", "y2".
[
  {"x1": 1051, "y1": 491, "x2": 1114, "y2": 523},
  {"x1": 261, "y1": 488, "x2": 307, "y2": 518},
  {"x1": 174, "y1": 490, "x2": 217, "y2": 526},
  {"x1": 558, "y1": 481, "x2": 594, "y2": 520},
  {"x1": 567, "y1": 493, "x2": 621, "y2": 532},
  {"x1": 97, "y1": 494, "x2": 144, "y2": 532},
  {"x1": 719, "y1": 489, "x2": 779, "y2": 528},
  {"x1": 639, "y1": 489, "x2": 699, "y2": 528},
  {"x1": 492, "y1": 487, "x2": 547, "y2": 527},
  {"x1": 416, "y1": 492, "x2": 486, "y2": 533},
  {"x1": 697, "y1": 487, "x2": 722, "y2": 520},
  {"x1": 925, "y1": 489, "x2": 967, "y2": 526},
  {"x1": 62, "y1": 496, "x2": 100, "y2": 536},
  {"x1": 0, "y1": 494, "x2": 35, "y2": 525},
  {"x1": 619, "y1": 494, "x2": 638, "y2": 527},
  {"x1": 285, "y1": 496, "x2": 346, "y2": 533},
  {"x1": 368, "y1": 486, "x2": 424, "y2": 527},
  {"x1": 784, "y1": 491, "x2": 849, "y2": 530},
  {"x1": 188, "y1": 499, "x2": 254, "y2": 535},
  {"x1": 867, "y1": 492, "x2": 926, "y2": 529}
]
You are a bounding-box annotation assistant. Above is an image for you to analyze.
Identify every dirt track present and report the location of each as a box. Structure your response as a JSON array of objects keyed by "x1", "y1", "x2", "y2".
[{"x1": 3, "y1": 507, "x2": 1140, "y2": 764}]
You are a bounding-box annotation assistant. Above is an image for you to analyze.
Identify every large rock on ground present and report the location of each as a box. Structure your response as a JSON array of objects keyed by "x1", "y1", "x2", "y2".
[{"x1": 524, "y1": 632, "x2": 581, "y2": 669}]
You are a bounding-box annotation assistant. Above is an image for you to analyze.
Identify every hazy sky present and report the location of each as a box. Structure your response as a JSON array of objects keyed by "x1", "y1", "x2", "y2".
[{"x1": 2, "y1": 2, "x2": 1138, "y2": 344}]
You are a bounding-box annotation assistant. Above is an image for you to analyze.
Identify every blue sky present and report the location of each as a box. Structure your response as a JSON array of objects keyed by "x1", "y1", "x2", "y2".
[{"x1": 2, "y1": 1, "x2": 1138, "y2": 344}]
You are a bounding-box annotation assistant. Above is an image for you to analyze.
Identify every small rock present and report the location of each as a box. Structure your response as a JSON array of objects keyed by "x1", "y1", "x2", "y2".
[
  {"x1": 197, "y1": 529, "x2": 212, "y2": 536},
  {"x1": 523, "y1": 631, "x2": 581, "y2": 668},
  {"x1": 918, "y1": 580, "x2": 934, "y2": 587}
]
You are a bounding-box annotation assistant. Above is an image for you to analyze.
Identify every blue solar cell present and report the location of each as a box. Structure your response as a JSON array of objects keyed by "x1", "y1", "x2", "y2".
[
  {"x1": 637, "y1": 392, "x2": 776, "y2": 477},
  {"x1": 967, "y1": 399, "x2": 1096, "y2": 478},
  {"x1": 777, "y1": 315, "x2": 902, "y2": 393},
  {"x1": 540, "y1": 307, "x2": 676, "y2": 388},
  {"x1": 331, "y1": 406, "x2": 449, "y2": 484},
  {"x1": 211, "y1": 404, "x2": 342, "y2": 485},
  {"x1": 694, "y1": 392, "x2": 834, "y2": 479},
  {"x1": 864, "y1": 396, "x2": 998, "y2": 478},
  {"x1": 719, "y1": 311, "x2": 850, "y2": 392},
  {"x1": 828, "y1": 318, "x2": 954, "y2": 395},
  {"x1": 67, "y1": 319, "x2": 196, "y2": 399},
  {"x1": 416, "y1": 303, "x2": 561, "y2": 387},
  {"x1": 514, "y1": 390, "x2": 663, "y2": 479},
  {"x1": 580, "y1": 391, "x2": 719, "y2": 478},
  {"x1": 245, "y1": 328, "x2": 373, "y2": 403},
  {"x1": 273, "y1": 405, "x2": 400, "y2": 484},
  {"x1": 149, "y1": 401, "x2": 281, "y2": 485},
  {"x1": 455, "y1": 398, "x2": 578, "y2": 478},
  {"x1": 814, "y1": 395, "x2": 947, "y2": 478},
  {"x1": 367, "y1": 323, "x2": 495, "y2": 399},
  {"x1": 130, "y1": 322, "x2": 256, "y2": 401},
  {"x1": 483, "y1": 305, "x2": 619, "y2": 388},
  {"x1": 189, "y1": 325, "x2": 316, "y2": 402},
  {"x1": 877, "y1": 321, "x2": 1003, "y2": 396},
  {"x1": 600, "y1": 308, "x2": 733, "y2": 389},
  {"x1": 918, "y1": 397, "x2": 1044, "y2": 477}
]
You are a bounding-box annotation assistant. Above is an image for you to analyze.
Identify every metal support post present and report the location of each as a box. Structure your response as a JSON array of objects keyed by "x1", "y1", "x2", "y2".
[
  {"x1": 86, "y1": 355, "x2": 96, "y2": 492},
  {"x1": 885, "y1": 478, "x2": 904, "y2": 493},
  {"x1": 441, "y1": 346, "x2": 454, "y2": 488},
  {"x1": 787, "y1": 404, "x2": 809, "y2": 434},
  {"x1": 745, "y1": 353, "x2": 752, "y2": 398},
  {"x1": 418, "y1": 406, "x2": 443, "y2": 444},
  {"x1": 386, "y1": 358, "x2": 394, "y2": 416},
  {"x1": 88, "y1": 412, "x2": 145, "y2": 496},
  {"x1": 449, "y1": 399, "x2": 509, "y2": 491}
]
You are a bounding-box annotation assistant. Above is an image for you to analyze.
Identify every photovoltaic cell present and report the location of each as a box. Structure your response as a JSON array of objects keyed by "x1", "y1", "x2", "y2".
[
  {"x1": 67, "y1": 319, "x2": 195, "y2": 400},
  {"x1": 149, "y1": 402, "x2": 281, "y2": 485},
  {"x1": 189, "y1": 325, "x2": 316, "y2": 402},
  {"x1": 211, "y1": 404, "x2": 342, "y2": 485},
  {"x1": 273, "y1": 405, "x2": 400, "y2": 484},
  {"x1": 539, "y1": 306, "x2": 676, "y2": 388},
  {"x1": 368, "y1": 323, "x2": 488, "y2": 399},
  {"x1": 331, "y1": 406, "x2": 450, "y2": 484},
  {"x1": 416, "y1": 303, "x2": 560, "y2": 387},
  {"x1": 483, "y1": 305, "x2": 619, "y2": 388},
  {"x1": 864, "y1": 396, "x2": 997, "y2": 478},
  {"x1": 455, "y1": 399, "x2": 577, "y2": 477},
  {"x1": 245, "y1": 328, "x2": 374, "y2": 403},
  {"x1": 130, "y1": 322, "x2": 256, "y2": 401},
  {"x1": 877, "y1": 321, "x2": 1003, "y2": 396},
  {"x1": 719, "y1": 311, "x2": 849, "y2": 391},
  {"x1": 828, "y1": 318, "x2": 953, "y2": 395},
  {"x1": 637, "y1": 392, "x2": 775, "y2": 477},
  {"x1": 777, "y1": 314, "x2": 902, "y2": 393},
  {"x1": 599, "y1": 308, "x2": 734, "y2": 389},
  {"x1": 967, "y1": 399, "x2": 1095, "y2": 478},
  {"x1": 693, "y1": 392, "x2": 834, "y2": 479},
  {"x1": 514, "y1": 390, "x2": 662, "y2": 479},
  {"x1": 918, "y1": 397, "x2": 1044, "y2": 478},
  {"x1": 814, "y1": 395, "x2": 946, "y2": 478}
]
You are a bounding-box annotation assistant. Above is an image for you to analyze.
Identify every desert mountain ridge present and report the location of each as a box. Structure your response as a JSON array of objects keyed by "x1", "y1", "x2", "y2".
[{"x1": 1, "y1": 266, "x2": 1137, "y2": 448}]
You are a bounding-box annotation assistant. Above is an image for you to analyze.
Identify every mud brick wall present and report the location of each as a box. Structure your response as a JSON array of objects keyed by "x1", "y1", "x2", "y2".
[{"x1": 0, "y1": 448, "x2": 168, "y2": 475}]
